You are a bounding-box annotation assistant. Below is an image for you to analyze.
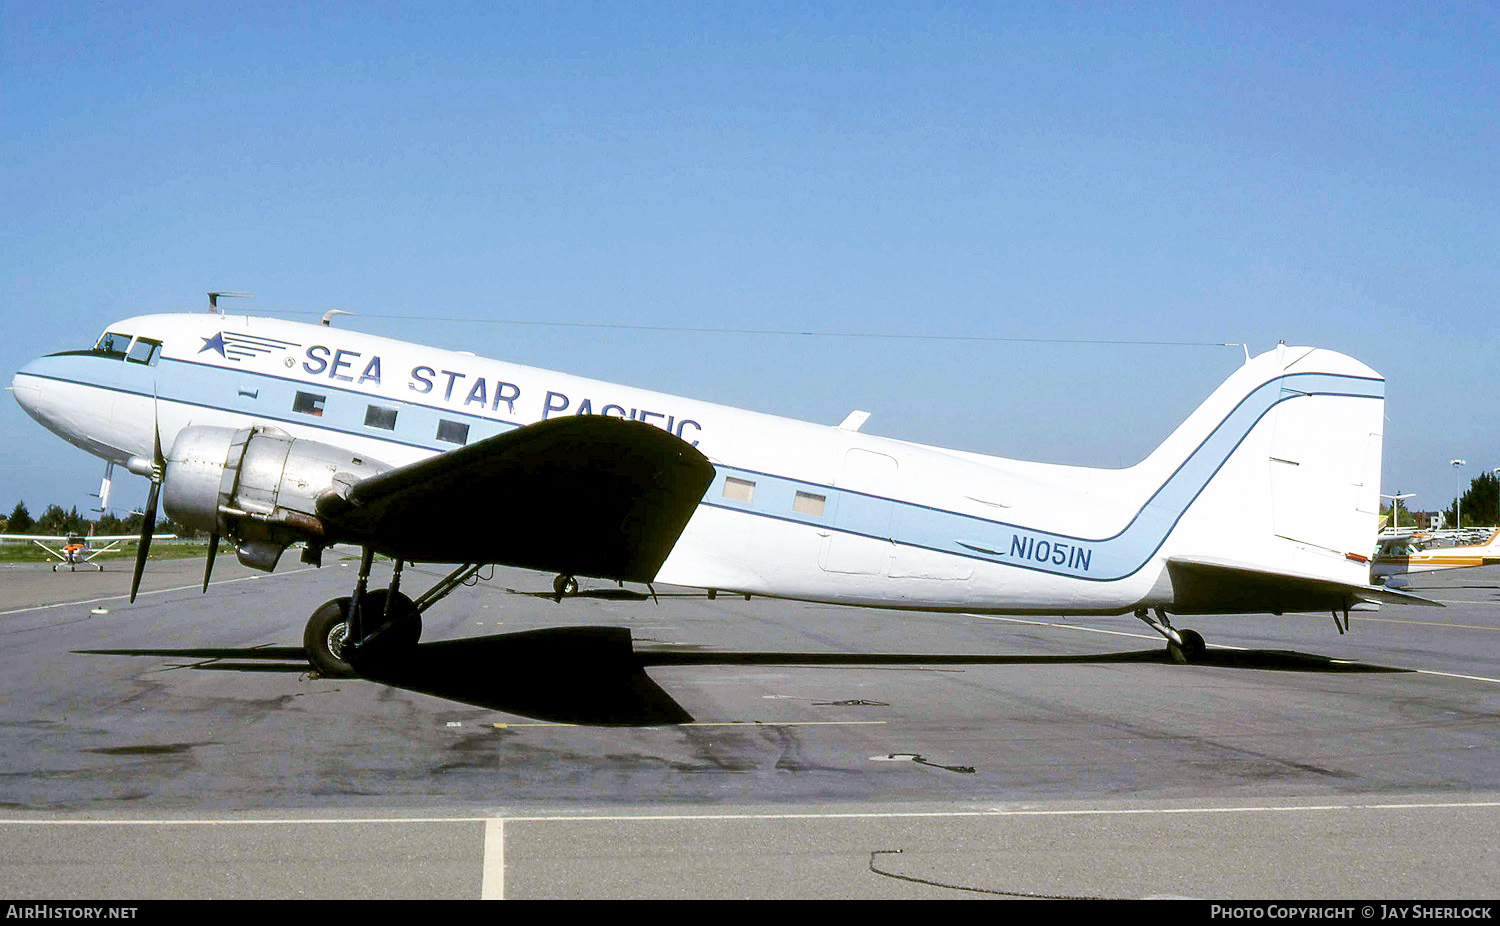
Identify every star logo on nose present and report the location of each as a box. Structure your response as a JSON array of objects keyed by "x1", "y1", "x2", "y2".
[{"x1": 199, "y1": 332, "x2": 228, "y2": 357}]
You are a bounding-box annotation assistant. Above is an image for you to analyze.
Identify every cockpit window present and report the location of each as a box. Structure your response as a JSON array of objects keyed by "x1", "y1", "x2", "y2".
[
  {"x1": 94, "y1": 332, "x2": 131, "y2": 357},
  {"x1": 126, "y1": 337, "x2": 162, "y2": 366}
]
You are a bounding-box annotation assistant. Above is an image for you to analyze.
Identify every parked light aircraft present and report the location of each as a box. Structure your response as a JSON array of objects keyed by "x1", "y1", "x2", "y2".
[
  {"x1": 1372, "y1": 530, "x2": 1500, "y2": 586},
  {"x1": 10, "y1": 310, "x2": 1436, "y2": 676},
  {"x1": 0, "y1": 530, "x2": 177, "y2": 571}
]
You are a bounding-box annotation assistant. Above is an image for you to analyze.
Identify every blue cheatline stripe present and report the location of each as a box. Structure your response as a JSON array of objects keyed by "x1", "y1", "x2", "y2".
[
  {"x1": 20, "y1": 354, "x2": 1379, "y2": 583},
  {"x1": 701, "y1": 371, "x2": 1383, "y2": 583},
  {"x1": 22, "y1": 353, "x2": 528, "y2": 454}
]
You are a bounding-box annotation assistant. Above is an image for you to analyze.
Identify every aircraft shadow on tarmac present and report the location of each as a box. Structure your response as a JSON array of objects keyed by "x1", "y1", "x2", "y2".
[{"x1": 76, "y1": 628, "x2": 1411, "y2": 725}]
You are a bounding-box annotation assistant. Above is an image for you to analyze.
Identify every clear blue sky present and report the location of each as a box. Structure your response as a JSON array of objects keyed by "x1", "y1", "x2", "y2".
[{"x1": 3, "y1": 2, "x2": 1496, "y2": 521}]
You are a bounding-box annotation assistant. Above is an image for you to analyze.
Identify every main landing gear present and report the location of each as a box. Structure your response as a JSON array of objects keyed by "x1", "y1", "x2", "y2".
[
  {"x1": 303, "y1": 549, "x2": 486, "y2": 678},
  {"x1": 1134, "y1": 608, "x2": 1207, "y2": 664}
]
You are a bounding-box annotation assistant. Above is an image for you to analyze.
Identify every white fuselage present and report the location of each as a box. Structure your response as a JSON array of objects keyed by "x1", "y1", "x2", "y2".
[{"x1": 12, "y1": 315, "x2": 1386, "y2": 615}]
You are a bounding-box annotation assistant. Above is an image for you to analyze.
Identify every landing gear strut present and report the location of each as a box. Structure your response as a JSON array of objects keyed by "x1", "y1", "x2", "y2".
[
  {"x1": 303, "y1": 552, "x2": 483, "y2": 677},
  {"x1": 1135, "y1": 608, "x2": 1207, "y2": 664}
]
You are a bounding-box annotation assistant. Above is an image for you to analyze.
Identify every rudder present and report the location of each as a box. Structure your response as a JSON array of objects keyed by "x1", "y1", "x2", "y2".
[{"x1": 1145, "y1": 344, "x2": 1385, "y2": 602}]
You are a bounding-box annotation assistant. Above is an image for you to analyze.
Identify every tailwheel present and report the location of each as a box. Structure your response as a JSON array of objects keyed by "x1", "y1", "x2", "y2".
[
  {"x1": 1167, "y1": 628, "x2": 1207, "y2": 664},
  {"x1": 1136, "y1": 608, "x2": 1208, "y2": 664},
  {"x1": 303, "y1": 590, "x2": 422, "y2": 677}
]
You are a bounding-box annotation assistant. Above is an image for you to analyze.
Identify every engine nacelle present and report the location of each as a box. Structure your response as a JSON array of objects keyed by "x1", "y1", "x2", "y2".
[{"x1": 162, "y1": 425, "x2": 391, "y2": 571}]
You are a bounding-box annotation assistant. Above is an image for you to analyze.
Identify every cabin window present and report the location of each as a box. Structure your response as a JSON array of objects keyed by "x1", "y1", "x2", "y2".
[
  {"x1": 126, "y1": 337, "x2": 162, "y2": 366},
  {"x1": 364, "y1": 405, "x2": 397, "y2": 431},
  {"x1": 293, "y1": 391, "x2": 326, "y2": 417},
  {"x1": 793, "y1": 491, "x2": 826, "y2": 516},
  {"x1": 94, "y1": 332, "x2": 131, "y2": 358},
  {"x1": 723, "y1": 477, "x2": 756, "y2": 503},
  {"x1": 436, "y1": 419, "x2": 469, "y2": 445}
]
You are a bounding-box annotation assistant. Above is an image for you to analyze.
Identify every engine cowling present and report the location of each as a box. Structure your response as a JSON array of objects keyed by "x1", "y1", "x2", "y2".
[{"x1": 162, "y1": 425, "x2": 391, "y2": 571}]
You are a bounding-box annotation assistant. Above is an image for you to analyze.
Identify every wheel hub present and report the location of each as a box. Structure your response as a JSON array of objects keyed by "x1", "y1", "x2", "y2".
[{"x1": 325, "y1": 621, "x2": 349, "y2": 660}]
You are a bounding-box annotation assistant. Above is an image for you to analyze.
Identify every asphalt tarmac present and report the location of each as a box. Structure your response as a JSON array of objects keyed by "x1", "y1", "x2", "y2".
[{"x1": 1, "y1": 550, "x2": 1497, "y2": 899}]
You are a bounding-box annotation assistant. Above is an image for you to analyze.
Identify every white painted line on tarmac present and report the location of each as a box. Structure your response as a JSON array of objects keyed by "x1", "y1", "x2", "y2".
[
  {"x1": 969, "y1": 614, "x2": 1250, "y2": 647},
  {"x1": 970, "y1": 615, "x2": 1156, "y2": 641},
  {"x1": 1343, "y1": 613, "x2": 1500, "y2": 631},
  {"x1": 0, "y1": 566, "x2": 320, "y2": 617},
  {"x1": 3, "y1": 799, "x2": 1500, "y2": 827},
  {"x1": 971, "y1": 613, "x2": 1500, "y2": 684},
  {"x1": 1411, "y1": 668, "x2": 1500, "y2": 685},
  {"x1": 481, "y1": 818, "x2": 505, "y2": 900}
]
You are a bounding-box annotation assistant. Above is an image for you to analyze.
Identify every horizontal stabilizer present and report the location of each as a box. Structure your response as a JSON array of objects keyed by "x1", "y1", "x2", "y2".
[{"x1": 1165, "y1": 556, "x2": 1444, "y2": 614}]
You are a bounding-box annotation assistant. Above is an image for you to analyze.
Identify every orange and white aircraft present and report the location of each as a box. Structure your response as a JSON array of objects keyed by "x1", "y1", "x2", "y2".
[
  {"x1": 0, "y1": 530, "x2": 176, "y2": 571},
  {"x1": 1371, "y1": 530, "x2": 1500, "y2": 586}
]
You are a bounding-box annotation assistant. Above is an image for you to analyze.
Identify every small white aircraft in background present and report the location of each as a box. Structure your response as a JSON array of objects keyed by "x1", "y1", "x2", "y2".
[
  {"x1": 0, "y1": 530, "x2": 177, "y2": 571},
  {"x1": 1372, "y1": 530, "x2": 1500, "y2": 586},
  {"x1": 11, "y1": 306, "x2": 1435, "y2": 676}
]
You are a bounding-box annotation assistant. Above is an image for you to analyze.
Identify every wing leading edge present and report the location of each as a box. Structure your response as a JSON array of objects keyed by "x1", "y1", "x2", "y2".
[{"x1": 316, "y1": 416, "x2": 716, "y2": 582}]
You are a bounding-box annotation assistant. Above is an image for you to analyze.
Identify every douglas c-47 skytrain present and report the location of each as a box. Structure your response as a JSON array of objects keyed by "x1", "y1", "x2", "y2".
[{"x1": 10, "y1": 308, "x2": 1437, "y2": 676}]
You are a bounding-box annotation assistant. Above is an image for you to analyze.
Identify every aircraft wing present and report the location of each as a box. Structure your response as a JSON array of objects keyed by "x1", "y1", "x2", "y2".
[
  {"x1": 0, "y1": 534, "x2": 175, "y2": 542},
  {"x1": 1165, "y1": 556, "x2": 1444, "y2": 614},
  {"x1": 316, "y1": 415, "x2": 716, "y2": 583}
]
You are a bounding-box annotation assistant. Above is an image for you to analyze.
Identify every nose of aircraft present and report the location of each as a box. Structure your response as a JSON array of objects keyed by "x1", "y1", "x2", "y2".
[
  {"x1": 11, "y1": 359, "x2": 46, "y2": 421},
  {"x1": 12, "y1": 353, "x2": 141, "y2": 464},
  {"x1": 11, "y1": 355, "x2": 88, "y2": 446}
]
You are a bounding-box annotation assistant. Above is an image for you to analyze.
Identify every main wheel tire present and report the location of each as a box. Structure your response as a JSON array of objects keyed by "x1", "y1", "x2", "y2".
[
  {"x1": 553, "y1": 574, "x2": 578, "y2": 597},
  {"x1": 305, "y1": 596, "x2": 356, "y2": 678}
]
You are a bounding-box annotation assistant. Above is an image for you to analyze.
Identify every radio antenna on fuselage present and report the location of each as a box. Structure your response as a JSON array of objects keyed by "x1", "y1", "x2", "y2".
[{"x1": 207, "y1": 291, "x2": 253, "y2": 314}]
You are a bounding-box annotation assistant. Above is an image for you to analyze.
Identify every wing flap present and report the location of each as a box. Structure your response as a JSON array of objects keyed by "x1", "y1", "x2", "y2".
[
  {"x1": 317, "y1": 416, "x2": 715, "y2": 582},
  {"x1": 1165, "y1": 555, "x2": 1444, "y2": 614}
]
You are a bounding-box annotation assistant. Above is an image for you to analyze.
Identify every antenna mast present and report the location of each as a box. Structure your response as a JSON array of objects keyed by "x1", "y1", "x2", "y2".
[{"x1": 207, "y1": 291, "x2": 253, "y2": 314}]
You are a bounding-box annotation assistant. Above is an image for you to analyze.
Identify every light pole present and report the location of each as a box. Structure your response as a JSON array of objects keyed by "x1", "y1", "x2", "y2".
[
  {"x1": 1381, "y1": 492, "x2": 1415, "y2": 530},
  {"x1": 1451, "y1": 459, "x2": 1466, "y2": 531}
]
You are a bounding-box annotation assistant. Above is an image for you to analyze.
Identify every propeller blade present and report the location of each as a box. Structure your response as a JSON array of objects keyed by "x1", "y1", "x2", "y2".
[
  {"x1": 151, "y1": 388, "x2": 165, "y2": 472},
  {"x1": 130, "y1": 474, "x2": 160, "y2": 604},
  {"x1": 132, "y1": 388, "x2": 168, "y2": 604},
  {"x1": 202, "y1": 533, "x2": 219, "y2": 592}
]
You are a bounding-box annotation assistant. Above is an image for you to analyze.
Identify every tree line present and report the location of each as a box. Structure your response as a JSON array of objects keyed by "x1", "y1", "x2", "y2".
[
  {"x1": 1445, "y1": 471, "x2": 1500, "y2": 529},
  {"x1": 2, "y1": 501, "x2": 197, "y2": 539}
]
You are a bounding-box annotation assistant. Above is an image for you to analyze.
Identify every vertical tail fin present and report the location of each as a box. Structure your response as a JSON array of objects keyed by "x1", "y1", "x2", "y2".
[{"x1": 1138, "y1": 345, "x2": 1386, "y2": 609}]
